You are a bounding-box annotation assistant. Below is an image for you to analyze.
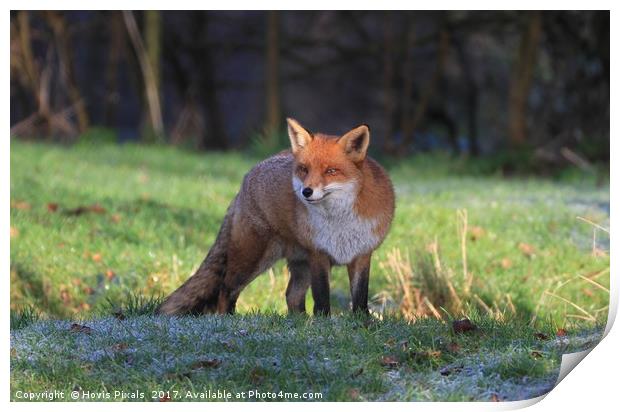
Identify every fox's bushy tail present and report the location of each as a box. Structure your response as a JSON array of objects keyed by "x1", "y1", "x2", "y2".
[{"x1": 157, "y1": 206, "x2": 233, "y2": 315}]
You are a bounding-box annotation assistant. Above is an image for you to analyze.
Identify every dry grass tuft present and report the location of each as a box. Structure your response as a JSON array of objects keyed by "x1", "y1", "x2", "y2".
[{"x1": 378, "y1": 209, "x2": 518, "y2": 321}]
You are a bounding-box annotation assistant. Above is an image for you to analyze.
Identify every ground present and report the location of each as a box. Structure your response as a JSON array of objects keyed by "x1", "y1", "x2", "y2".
[{"x1": 10, "y1": 140, "x2": 610, "y2": 401}]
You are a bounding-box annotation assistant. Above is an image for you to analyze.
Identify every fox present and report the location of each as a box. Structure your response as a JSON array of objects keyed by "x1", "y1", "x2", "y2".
[{"x1": 157, "y1": 118, "x2": 395, "y2": 316}]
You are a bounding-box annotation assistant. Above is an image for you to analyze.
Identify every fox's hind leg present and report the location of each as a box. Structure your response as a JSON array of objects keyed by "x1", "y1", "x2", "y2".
[
  {"x1": 285, "y1": 259, "x2": 311, "y2": 313},
  {"x1": 216, "y1": 226, "x2": 283, "y2": 314}
]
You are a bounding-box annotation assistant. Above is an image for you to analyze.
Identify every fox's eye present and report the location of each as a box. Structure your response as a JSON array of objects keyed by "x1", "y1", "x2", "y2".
[
  {"x1": 325, "y1": 167, "x2": 338, "y2": 175},
  {"x1": 297, "y1": 165, "x2": 308, "y2": 175}
]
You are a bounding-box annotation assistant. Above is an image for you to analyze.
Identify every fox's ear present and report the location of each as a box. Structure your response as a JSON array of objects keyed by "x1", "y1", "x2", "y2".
[
  {"x1": 287, "y1": 118, "x2": 313, "y2": 153},
  {"x1": 339, "y1": 124, "x2": 370, "y2": 162}
]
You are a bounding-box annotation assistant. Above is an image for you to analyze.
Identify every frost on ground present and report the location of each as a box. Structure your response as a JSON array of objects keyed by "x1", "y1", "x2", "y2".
[{"x1": 10, "y1": 314, "x2": 604, "y2": 402}]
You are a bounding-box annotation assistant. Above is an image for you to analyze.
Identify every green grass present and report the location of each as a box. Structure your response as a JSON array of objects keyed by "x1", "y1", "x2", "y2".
[
  {"x1": 10, "y1": 140, "x2": 609, "y2": 401},
  {"x1": 9, "y1": 312, "x2": 603, "y2": 401}
]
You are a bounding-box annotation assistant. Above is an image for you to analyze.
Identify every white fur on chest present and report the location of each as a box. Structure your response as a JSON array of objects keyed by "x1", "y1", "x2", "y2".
[{"x1": 306, "y1": 197, "x2": 379, "y2": 265}]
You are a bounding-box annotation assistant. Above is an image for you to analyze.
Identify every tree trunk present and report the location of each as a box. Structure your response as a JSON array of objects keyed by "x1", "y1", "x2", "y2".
[
  {"x1": 381, "y1": 12, "x2": 397, "y2": 153},
  {"x1": 104, "y1": 11, "x2": 125, "y2": 126},
  {"x1": 16, "y1": 12, "x2": 39, "y2": 101},
  {"x1": 454, "y1": 36, "x2": 480, "y2": 156},
  {"x1": 508, "y1": 11, "x2": 542, "y2": 147},
  {"x1": 399, "y1": 28, "x2": 449, "y2": 152},
  {"x1": 143, "y1": 10, "x2": 163, "y2": 142},
  {"x1": 264, "y1": 11, "x2": 281, "y2": 141},
  {"x1": 399, "y1": 18, "x2": 416, "y2": 153},
  {"x1": 45, "y1": 11, "x2": 90, "y2": 134},
  {"x1": 123, "y1": 10, "x2": 165, "y2": 139},
  {"x1": 196, "y1": 12, "x2": 227, "y2": 150}
]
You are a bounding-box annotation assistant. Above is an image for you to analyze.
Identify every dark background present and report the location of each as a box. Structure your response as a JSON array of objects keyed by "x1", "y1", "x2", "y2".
[{"x1": 10, "y1": 10, "x2": 610, "y2": 169}]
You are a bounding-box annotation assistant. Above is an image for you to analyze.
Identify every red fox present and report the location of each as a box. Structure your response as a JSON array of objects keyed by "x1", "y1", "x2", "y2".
[{"x1": 158, "y1": 118, "x2": 395, "y2": 316}]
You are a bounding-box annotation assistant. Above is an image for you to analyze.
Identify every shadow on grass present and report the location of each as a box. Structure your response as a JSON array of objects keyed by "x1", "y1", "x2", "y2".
[{"x1": 11, "y1": 264, "x2": 66, "y2": 317}]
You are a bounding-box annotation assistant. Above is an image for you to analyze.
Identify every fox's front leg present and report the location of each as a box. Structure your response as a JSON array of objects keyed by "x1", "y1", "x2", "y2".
[
  {"x1": 286, "y1": 259, "x2": 311, "y2": 313},
  {"x1": 347, "y1": 253, "x2": 371, "y2": 314},
  {"x1": 309, "y1": 254, "x2": 332, "y2": 316}
]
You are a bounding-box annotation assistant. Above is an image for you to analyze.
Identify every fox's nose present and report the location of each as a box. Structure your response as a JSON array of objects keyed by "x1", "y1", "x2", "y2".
[{"x1": 302, "y1": 187, "x2": 313, "y2": 198}]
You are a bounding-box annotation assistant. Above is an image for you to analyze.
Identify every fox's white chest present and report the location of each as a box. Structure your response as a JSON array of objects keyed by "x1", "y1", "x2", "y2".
[{"x1": 306, "y1": 200, "x2": 380, "y2": 265}]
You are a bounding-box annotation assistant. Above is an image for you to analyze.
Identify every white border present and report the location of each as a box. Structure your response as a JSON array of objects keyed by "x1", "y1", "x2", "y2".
[{"x1": 4, "y1": 2, "x2": 616, "y2": 410}]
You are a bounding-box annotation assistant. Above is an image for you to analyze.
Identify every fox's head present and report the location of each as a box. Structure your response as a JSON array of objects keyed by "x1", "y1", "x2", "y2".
[{"x1": 287, "y1": 118, "x2": 370, "y2": 205}]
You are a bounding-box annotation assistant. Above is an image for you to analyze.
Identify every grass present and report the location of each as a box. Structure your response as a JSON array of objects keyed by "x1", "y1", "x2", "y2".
[
  {"x1": 9, "y1": 312, "x2": 603, "y2": 401},
  {"x1": 9, "y1": 140, "x2": 610, "y2": 401}
]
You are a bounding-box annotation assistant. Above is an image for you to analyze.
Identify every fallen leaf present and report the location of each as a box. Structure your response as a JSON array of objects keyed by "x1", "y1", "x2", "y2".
[
  {"x1": 556, "y1": 328, "x2": 567, "y2": 337},
  {"x1": 347, "y1": 388, "x2": 360, "y2": 400},
  {"x1": 490, "y1": 393, "x2": 501, "y2": 402},
  {"x1": 60, "y1": 289, "x2": 72, "y2": 304},
  {"x1": 112, "y1": 342, "x2": 128, "y2": 351},
  {"x1": 92, "y1": 253, "x2": 103, "y2": 263},
  {"x1": 70, "y1": 323, "x2": 92, "y2": 334},
  {"x1": 518, "y1": 242, "x2": 536, "y2": 258},
  {"x1": 11, "y1": 201, "x2": 31, "y2": 210},
  {"x1": 11, "y1": 348, "x2": 17, "y2": 358},
  {"x1": 439, "y1": 364, "x2": 463, "y2": 376},
  {"x1": 113, "y1": 310, "x2": 126, "y2": 320},
  {"x1": 111, "y1": 214, "x2": 122, "y2": 223},
  {"x1": 384, "y1": 337, "x2": 396, "y2": 348},
  {"x1": 64, "y1": 204, "x2": 107, "y2": 216},
  {"x1": 10, "y1": 227, "x2": 19, "y2": 238},
  {"x1": 500, "y1": 258, "x2": 513, "y2": 269},
  {"x1": 530, "y1": 351, "x2": 543, "y2": 359},
  {"x1": 534, "y1": 332, "x2": 549, "y2": 341},
  {"x1": 89, "y1": 204, "x2": 107, "y2": 214},
  {"x1": 447, "y1": 342, "x2": 461, "y2": 353},
  {"x1": 380, "y1": 355, "x2": 400, "y2": 368},
  {"x1": 47, "y1": 203, "x2": 59, "y2": 212},
  {"x1": 79, "y1": 362, "x2": 94, "y2": 372},
  {"x1": 582, "y1": 288, "x2": 594, "y2": 297},
  {"x1": 469, "y1": 226, "x2": 485, "y2": 241},
  {"x1": 409, "y1": 350, "x2": 442, "y2": 363},
  {"x1": 190, "y1": 359, "x2": 221, "y2": 370},
  {"x1": 452, "y1": 318, "x2": 477, "y2": 334},
  {"x1": 249, "y1": 367, "x2": 267, "y2": 384},
  {"x1": 350, "y1": 367, "x2": 364, "y2": 378},
  {"x1": 65, "y1": 206, "x2": 89, "y2": 216}
]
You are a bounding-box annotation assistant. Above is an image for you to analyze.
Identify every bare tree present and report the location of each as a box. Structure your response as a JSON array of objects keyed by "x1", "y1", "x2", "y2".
[
  {"x1": 44, "y1": 11, "x2": 89, "y2": 133},
  {"x1": 398, "y1": 17, "x2": 416, "y2": 154},
  {"x1": 381, "y1": 11, "x2": 397, "y2": 152},
  {"x1": 123, "y1": 10, "x2": 164, "y2": 138},
  {"x1": 508, "y1": 11, "x2": 542, "y2": 146},
  {"x1": 399, "y1": 27, "x2": 450, "y2": 152},
  {"x1": 104, "y1": 11, "x2": 125, "y2": 126},
  {"x1": 453, "y1": 34, "x2": 480, "y2": 156},
  {"x1": 11, "y1": 11, "x2": 77, "y2": 139},
  {"x1": 264, "y1": 11, "x2": 281, "y2": 140}
]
